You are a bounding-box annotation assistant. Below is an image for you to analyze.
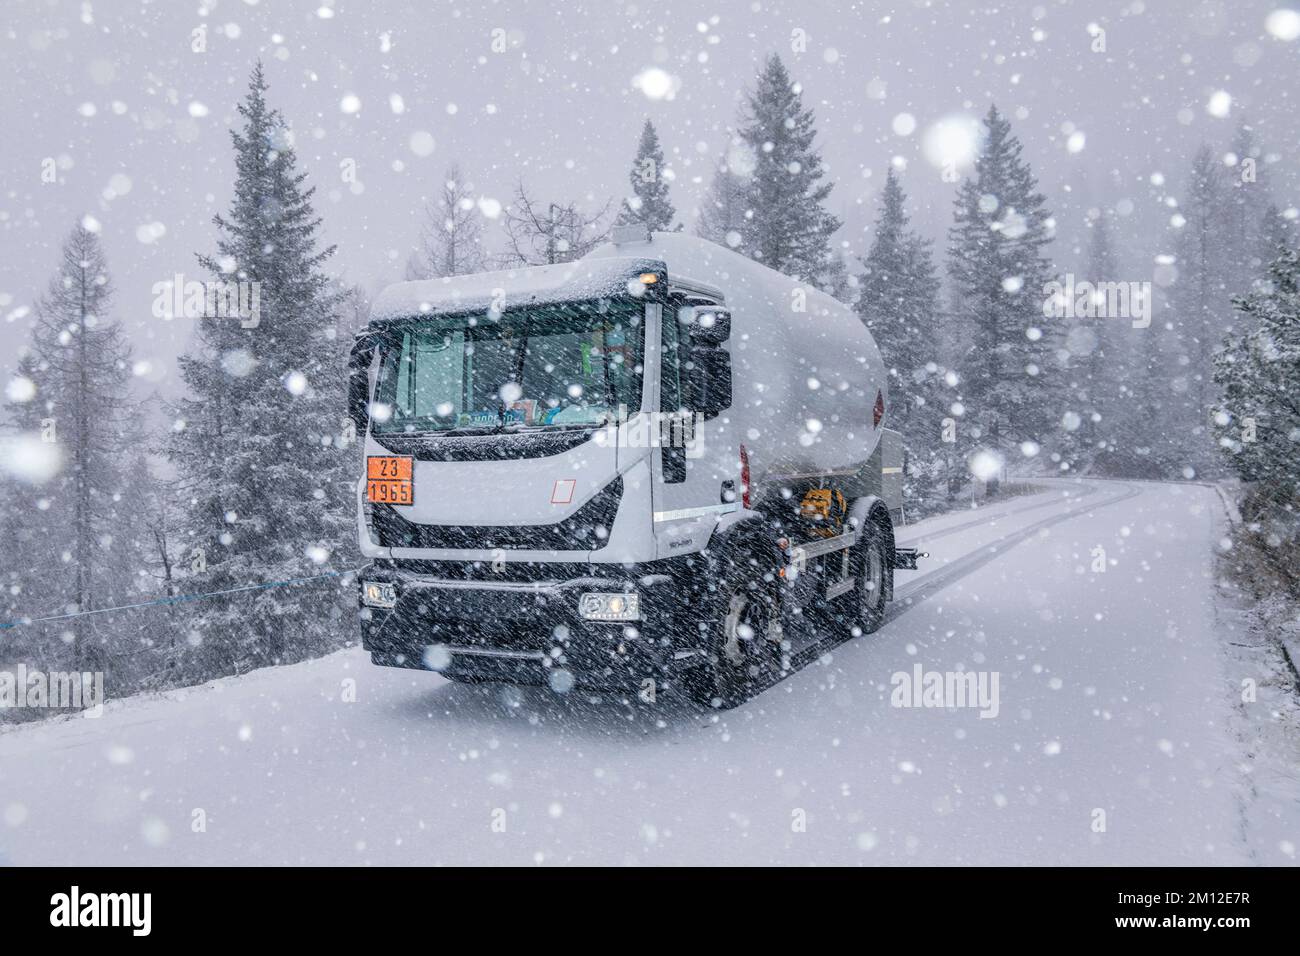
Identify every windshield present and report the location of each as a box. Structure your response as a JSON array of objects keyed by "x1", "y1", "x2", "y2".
[{"x1": 371, "y1": 298, "x2": 644, "y2": 435}]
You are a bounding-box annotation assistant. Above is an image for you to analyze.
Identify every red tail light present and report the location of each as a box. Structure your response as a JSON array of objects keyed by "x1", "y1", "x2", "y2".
[{"x1": 739, "y1": 443, "x2": 751, "y2": 509}]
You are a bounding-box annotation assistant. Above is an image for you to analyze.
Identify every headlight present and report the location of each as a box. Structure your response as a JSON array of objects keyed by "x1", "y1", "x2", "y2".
[
  {"x1": 361, "y1": 581, "x2": 397, "y2": 609},
  {"x1": 579, "y1": 591, "x2": 640, "y2": 622}
]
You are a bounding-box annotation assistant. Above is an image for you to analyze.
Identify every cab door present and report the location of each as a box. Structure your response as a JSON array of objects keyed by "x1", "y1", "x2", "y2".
[{"x1": 650, "y1": 295, "x2": 737, "y2": 559}]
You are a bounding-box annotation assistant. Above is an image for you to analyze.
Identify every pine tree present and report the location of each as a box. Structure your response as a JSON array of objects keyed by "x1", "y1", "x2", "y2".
[
  {"x1": 947, "y1": 106, "x2": 1056, "y2": 489},
  {"x1": 615, "y1": 121, "x2": 677, "y2": 232},
  {"x1": 409, "y1": 162, "x2": 487, "y2": 279},
  {"x1": 734, "y1": 55, "x2": 841, "y2": 285},
  {"x1": 166, "y1": 63, "x2": 351, "y2": 676}
]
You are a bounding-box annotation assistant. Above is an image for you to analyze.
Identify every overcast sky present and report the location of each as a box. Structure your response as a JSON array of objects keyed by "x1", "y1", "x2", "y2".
[{"x1": 2, "y1": 0, "x2": 1298, "y2": 399}]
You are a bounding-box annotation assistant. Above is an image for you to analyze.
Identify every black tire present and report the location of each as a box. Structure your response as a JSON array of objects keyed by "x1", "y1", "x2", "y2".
[
  {"x1": 852, "y1": 518, "x2": 889, "y2": 635},
  {"x1": 688, "y1": 549, "x2": 782, "y2": 709}
]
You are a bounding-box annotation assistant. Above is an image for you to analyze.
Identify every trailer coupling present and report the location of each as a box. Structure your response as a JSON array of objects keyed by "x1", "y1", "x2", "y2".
[{"x1": 893, "y1": 548, "x2": 927, "y2": 571}]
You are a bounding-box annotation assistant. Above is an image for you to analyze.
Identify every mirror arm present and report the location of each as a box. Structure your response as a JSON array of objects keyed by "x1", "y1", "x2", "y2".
[{"x1": 347, "y1": 335, "x2": 377, "y2": 434}]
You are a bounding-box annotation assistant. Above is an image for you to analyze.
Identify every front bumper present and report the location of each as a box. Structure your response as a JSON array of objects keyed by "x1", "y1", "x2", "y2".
[{"x1": 359, "y1": 567, "x2": 682, "y2": 688}]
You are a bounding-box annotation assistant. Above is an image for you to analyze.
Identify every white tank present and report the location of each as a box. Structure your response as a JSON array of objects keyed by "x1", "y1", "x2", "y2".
[{"x1": 586, "y1": 232, "x2": 889, "y2": 498}]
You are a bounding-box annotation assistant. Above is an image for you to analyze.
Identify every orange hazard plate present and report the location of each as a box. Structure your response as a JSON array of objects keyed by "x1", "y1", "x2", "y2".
[{"x1": 366, "y1": 456, "x2": 413, "y2": 505}]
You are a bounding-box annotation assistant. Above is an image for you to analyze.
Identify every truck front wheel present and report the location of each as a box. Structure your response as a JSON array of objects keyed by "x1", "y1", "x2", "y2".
[{"x1": 688, "y1": 562, "x2": 781, "y2": 710}]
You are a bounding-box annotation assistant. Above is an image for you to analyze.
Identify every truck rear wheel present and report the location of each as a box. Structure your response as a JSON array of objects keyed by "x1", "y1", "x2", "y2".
[
  {"x1": 689, "y1": 563, "x2": 781, "y2": 710},
  {"x1": 853, "y1": 521, "x2": 889, "y2": 635}
]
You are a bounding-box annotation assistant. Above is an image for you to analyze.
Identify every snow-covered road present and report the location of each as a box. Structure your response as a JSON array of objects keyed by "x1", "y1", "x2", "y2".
[{"x1": 1, "y1": 478, "x2": 1284, "y2": 865}]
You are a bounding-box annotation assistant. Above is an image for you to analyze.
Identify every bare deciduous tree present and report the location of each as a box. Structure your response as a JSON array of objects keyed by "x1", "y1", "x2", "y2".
[
  {"x1": 29, "y1": 223, "x2": 141, "y2": 670},
  {"x1": 409, "y1": 163, "x2": 488, "y2": 279},
  {"x1": 501, "y1": 181, "x2": 612, "y2": 266}
]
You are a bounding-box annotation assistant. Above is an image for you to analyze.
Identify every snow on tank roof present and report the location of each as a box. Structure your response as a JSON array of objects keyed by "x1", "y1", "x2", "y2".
[
  {"x1": 369, "y1": 256, "x2": 664, "y2": 323},
  {"x1": 587, "y1": 230, "x2": 855, "y2": 322}
]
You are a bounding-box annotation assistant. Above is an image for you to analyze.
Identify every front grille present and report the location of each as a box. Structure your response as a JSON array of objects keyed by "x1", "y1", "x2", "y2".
[{"x1": 372, "y1": 476, "x2": 623, "y2": 552}]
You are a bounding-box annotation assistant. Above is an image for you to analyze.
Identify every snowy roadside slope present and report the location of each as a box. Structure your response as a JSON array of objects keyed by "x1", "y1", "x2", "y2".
[{"x1": 0, "y1": 480, "x2": 1283, "y2": 865}]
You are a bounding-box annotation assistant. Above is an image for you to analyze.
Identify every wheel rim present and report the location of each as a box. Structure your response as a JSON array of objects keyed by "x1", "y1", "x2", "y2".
[
  {"x1": 722, "y1": 592, "x2": 750, "y2": 663},
  {"x1": 863, "y1": 543, "x2": 884, "y2": 610}
]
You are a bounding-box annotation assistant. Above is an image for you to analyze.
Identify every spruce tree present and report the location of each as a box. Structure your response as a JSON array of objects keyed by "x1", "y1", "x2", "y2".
[
  {"x1": 1212, "y1": 245, "x2": 1300, "y2": 597},
  {"x1": 696, "y1": 163, "x2": 747, "y2": 247},
  {"x1": 947, "y1": 106, "x2": 1056, "y2": 488},
  {"x1": 403, "y1": 251, "x2": 427, "y2": 281},
  {"x1": 1222, "y1": 124, "x2": 1274, "y2": 301},
  {"x1": 855, "y1": 167, "x2": 944, "y2": 512},
  {"x1": 615, "y1": 121, "x2": 677, "y2": 232},
  {"x1": 1213, "y1": 244, "x2": 1300, "y2": 491},
  {"x1": 1259, "y1": 205, "x2": 1294, "y2": 266},
  {"x1": 855, "y1": 167, "x2": 938, "y2": 433},
  {"x1": 735, "y1": 55, "x2": 840, "y2": 285},
  {"x1": 1082, "y1": 212, "x2": 1119, "y2": 396},
  {"x1": 167, "y1": 63, "x2": 350, "y2": 675},
  {"x1": 1170, "y1": 145, "x2": 1230, "y2": 473},
  {"x1": 1062, "y1": 212, "x2": 1121, "y2": 471},
  {"x1": 1121, "y1": 312, "x2": 1178, "y2": 477},
  {"x1": 822, "y1": 248, "x2": 854, "y2": 304},
  {"x1": 1081, "y1": 214, "x2": 1165, "y2": 476}
]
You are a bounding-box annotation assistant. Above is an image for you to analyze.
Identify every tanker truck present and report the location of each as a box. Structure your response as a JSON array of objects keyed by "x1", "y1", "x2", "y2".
[{"x1": 347, "y1": 229, "x2": 921, "y2": 708}]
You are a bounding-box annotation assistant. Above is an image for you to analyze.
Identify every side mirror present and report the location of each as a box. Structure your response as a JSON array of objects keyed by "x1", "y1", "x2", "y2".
[
  {"x1": 680, "y1": 305, "x2": 731, "y2": 345},
  {"x1": 687, "y1": 345, "x2": 732, "y2": 419},
  {"x1": 347, "y1": 333, "x2": 377, "y2": 434}
]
